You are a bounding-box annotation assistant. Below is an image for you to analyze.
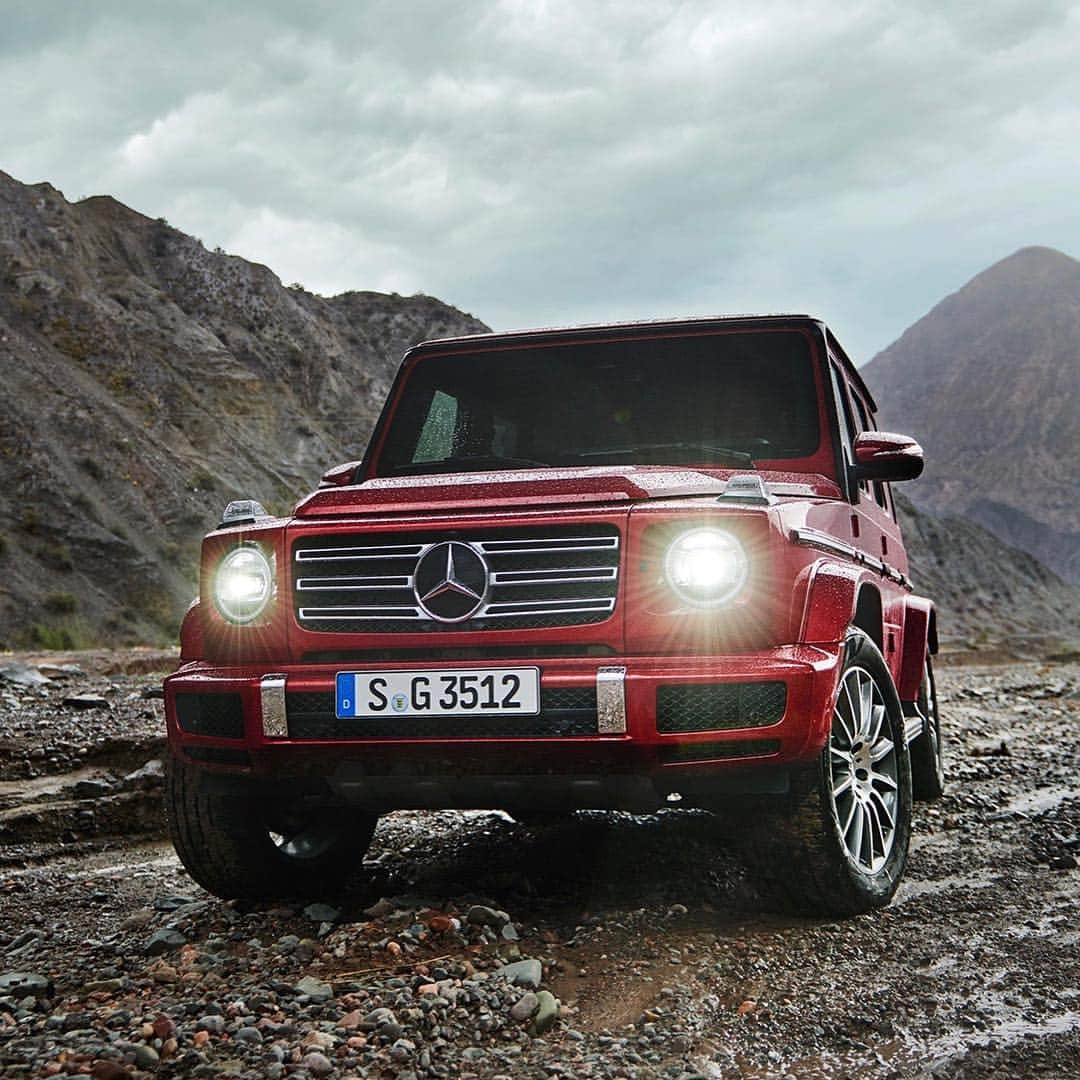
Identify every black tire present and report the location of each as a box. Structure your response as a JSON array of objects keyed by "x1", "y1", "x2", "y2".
[
  {"x1": 165, "y1": 754, "x2": 378, "y2": 901},
  {"x1": 735, "y1": 629, "x2": 913, "y2": 916},
  {"x1": 910, "y1": 657, "x2": 945, "y2": 801}
]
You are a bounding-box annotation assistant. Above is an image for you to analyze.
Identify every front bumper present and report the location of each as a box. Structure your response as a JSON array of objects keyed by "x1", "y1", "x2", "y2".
[{"x1": 164, "y1": 645, "x2": 844, "y2": 810}]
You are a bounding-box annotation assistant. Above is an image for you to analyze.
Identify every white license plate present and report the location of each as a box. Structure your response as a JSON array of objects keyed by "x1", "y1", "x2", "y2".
[{"x1": 335, "y1": 667, "x2": 541, "y2": 719}]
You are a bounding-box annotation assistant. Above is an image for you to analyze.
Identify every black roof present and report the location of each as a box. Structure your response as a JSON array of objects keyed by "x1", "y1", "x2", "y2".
[{"x1": 405, "y1": 313, "x2": 877, "y2": 412}]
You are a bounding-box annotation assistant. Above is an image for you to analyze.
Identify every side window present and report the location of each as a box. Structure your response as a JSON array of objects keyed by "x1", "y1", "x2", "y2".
[
  {"x1": 413, "y1": 390, "x2": 459, "y2": 462},
  {"x1": 829, "y1": 361, "x2": 858, "y2": 496},
  {"x1": 849, "y1": 386, "x2": 892, "y2": 513}
]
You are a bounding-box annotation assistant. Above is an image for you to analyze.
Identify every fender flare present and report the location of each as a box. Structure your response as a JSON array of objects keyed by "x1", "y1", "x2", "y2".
[
  {"x1": 179, "y1": 599, "x2": 203, "y2": 661},
  {"x1": 799, "y1": 559, "x2": 878, "y2": 645},
  {"x1": 897, "y1": 595, "x2": 936, "y2": 703}
]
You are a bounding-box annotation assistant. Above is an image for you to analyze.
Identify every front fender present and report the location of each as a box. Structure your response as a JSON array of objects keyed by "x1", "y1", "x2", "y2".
[
  {"x1": 798, "y1": 559, "x2": 870, "y2": 645},
  {"x1": 179, "y1": 599, "x2": 203, "y2": 661}
]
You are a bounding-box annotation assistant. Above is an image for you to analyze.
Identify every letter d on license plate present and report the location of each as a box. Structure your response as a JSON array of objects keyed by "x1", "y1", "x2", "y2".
[{"x1": 335, "y1": 667, "x2": 540, "y2": 719}]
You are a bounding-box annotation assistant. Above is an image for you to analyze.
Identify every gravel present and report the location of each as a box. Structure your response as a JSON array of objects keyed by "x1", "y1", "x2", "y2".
[{"x1": 0, "y1": 650, "x2": 1077, "y2": 1077}]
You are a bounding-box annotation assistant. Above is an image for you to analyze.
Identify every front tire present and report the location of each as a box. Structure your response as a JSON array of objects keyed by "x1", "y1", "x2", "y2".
[
  {"x1": 737, "y1": 629, "x2": 913, "y2": 916},
  {"x1": 165, "y1": 755, "x2": 377, "y2": 900}
]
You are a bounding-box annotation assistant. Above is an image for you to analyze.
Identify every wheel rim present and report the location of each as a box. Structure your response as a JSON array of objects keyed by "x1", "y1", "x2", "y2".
[{"x1": 828, "y1": 665, "x2": 899, "y2": 874}]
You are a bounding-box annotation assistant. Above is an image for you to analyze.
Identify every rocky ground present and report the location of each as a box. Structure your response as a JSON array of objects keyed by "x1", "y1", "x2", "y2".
[{"x1": 0, "y1": 649, "x2": 1077, "y2": 1079}]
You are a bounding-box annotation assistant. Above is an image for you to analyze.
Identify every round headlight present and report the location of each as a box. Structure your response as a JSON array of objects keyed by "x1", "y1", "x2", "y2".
[
  {"x1": 213, "y1": 545, "x2": 274, "y2": 624},
  {"x1": 664, "y1": 528, "x2": 748, "y2": 607}
]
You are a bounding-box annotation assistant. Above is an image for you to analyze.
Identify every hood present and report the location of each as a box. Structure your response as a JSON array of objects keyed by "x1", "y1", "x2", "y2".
[{"x1": 293, "y1": 466, "x2": 840, "y2": 517}]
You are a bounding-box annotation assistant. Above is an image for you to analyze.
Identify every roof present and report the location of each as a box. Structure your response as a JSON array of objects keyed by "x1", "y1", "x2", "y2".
[{"x1": 405, "y1": 313, "x2": 878, "y2": 413}]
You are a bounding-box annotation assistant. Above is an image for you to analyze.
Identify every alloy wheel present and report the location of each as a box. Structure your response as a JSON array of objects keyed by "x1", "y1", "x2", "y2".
[{"x1": 828, "y1": 665, "x2": 899, "y2": 873}]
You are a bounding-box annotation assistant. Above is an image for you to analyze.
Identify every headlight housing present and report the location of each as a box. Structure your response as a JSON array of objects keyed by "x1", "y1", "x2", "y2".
[
  {"x1": 213, "y1": 545, "x2": 274, "y2": 624},
  {"x1": 663, "y1": 528, "x2": 748, "y2": 607}
]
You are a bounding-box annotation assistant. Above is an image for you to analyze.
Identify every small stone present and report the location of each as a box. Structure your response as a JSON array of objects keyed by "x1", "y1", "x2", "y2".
[
  {"x1": 496, "y1": 958, "x2": 542, "y2": 989},
  {"x1": 1049, "y1": 854, "x2": 1076, "y2": 871},
  {"x1": 196, "y1": 1015, "x2": 226, "y2": 1035},
  {"x1": 131, "y1": 1044, "x2": 159, "y2": 1068},
  {"x1": 737, "y1": 999, "x2": 757, "y2": 1015},
  {"x1": 511, "y1": 992, "x2": 539, "y2": 1021},
  {"x1": 467, "y1": 904, "x2": 509, "y2": 927},
  {"x1": 303, "y1": 903, "x2": 341, "y2": 923},
  {"x1": 0, "y1": 972, "x2": 52, "y2": 998},
  {"x1": 295, "y1": 975, "x2": 333, "y2": 1002},
  {"x1": 145, "y1": 929, "x2": 187, "y2": 956},
  {"x1": 0, "y1": 664, "x2": 48, "y2": 687},
  {"x1": 364, "y1": 897, "x2": 395, "y2": 917},
  {"x1": 152, "y1": 1014, "x2": 175, "y2": 1039},
  {"x1": 300, "y1": 1051, "x2": 334, "y2": 1076},
  {"x1": 90, "y1": 1062, "x2": 128, "y2": 1080},
  {"x1": 73, "y1": 779, "x2": 113, "y2": 799},
  {"x1": 531, "y1": 990, "x2": 559, "y2": 1035},
  {"x1": 124, "y1": 758, "x2": 164, "y2": 785},
  {"x1": 234, "y1": 1026, "x2": 262, "y2": 1043},
  {"x1": 501, "y1": 923, "x2": 520, "y2": 941},
  {"x1": 121, "y1": 908, "x2": 155, "y2": 930},
  {"x1": 427, "y1": 914, "x2": 453, "y2": 933},
  {"x1": 63, "y1": 694, "x2": 111, "y2": 711},
  {"x1": 153, "y1": 894, "x2": 197, "y2": 912}
]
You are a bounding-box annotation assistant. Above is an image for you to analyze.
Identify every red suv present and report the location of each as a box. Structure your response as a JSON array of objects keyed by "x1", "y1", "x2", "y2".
[{"x1": 164, "y1": 315, "x2": 944, "y2": 915}]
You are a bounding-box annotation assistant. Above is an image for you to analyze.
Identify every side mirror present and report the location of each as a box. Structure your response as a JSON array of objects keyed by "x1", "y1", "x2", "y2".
[{"x1": 851, "y1": 431, "x2": 924, "y2": 482}]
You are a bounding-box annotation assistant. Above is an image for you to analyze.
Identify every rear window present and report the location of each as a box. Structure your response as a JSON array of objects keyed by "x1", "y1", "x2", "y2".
[{"x1": 376, "y1": 331, "x2": 821, "y2": 475}]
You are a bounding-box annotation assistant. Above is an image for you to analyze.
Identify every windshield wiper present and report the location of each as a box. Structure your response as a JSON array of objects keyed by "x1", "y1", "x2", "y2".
[
  {"x1": 386, "y1": 454, "x2": 554, "y2": 476},
  {"x1": 567, "y1": 442, "x2": 755, "y2": 467}
]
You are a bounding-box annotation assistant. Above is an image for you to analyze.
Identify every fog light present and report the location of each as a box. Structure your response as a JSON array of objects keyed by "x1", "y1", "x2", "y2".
[
  {"x1": 213, "y1": 545, "x2": 274, "y2": 624},
  {"x1": 664, "y1": 528, "x2": 747, "y2": 607}
]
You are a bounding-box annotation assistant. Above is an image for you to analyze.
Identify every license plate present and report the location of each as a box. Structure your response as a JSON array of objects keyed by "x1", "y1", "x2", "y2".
[{"x1": 335, "y1": 667, "x2": 541, "y2": 719}]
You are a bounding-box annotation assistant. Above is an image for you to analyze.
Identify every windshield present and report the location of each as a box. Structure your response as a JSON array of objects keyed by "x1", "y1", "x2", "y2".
[{"x1": 375, "y1": 331, "x2": 821, "y2": 476}]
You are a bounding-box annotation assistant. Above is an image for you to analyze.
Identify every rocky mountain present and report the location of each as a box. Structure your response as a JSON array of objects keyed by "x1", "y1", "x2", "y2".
[
  {"x1": 863, "y1": 246, "x2": 1080, "y2": 583},
  {"x1": 894, "y1": 493, "x2": 1079, "y2": 646},
  {"x1": 0, "y1": 171, "x2": 487, "y2": 646},
  {"x1": 0, "y1": 172, "x2": 1073, "y2": 650}
]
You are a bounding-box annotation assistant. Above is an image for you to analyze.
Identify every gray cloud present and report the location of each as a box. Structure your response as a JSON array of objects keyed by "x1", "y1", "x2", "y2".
[{"x1": 2, "y1": 0, "x2": 1078, "y2": 360}]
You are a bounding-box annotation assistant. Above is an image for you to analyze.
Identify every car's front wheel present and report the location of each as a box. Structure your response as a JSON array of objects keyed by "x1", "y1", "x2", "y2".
[
  {"x1": 736, "y1": 629, "x2": 913, "y2": 916},
  {"x1": 165, "y1": 755, "x2": 377, "y2": 901}
]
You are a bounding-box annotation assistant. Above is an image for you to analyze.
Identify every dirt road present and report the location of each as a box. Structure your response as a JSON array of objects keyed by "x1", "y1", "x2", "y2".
[{"x1": 0, "y1": 651, "x2": 1077, "y2": 1078}]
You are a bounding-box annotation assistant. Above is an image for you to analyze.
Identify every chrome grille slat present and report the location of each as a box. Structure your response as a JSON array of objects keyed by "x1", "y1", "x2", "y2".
[
  {"x1": 299, "y1": 607, "x2": 423, "y2": 620},
  {"x1": 296, "y1": 575, "x2": 414, "y2": 591},
  {"x1": 293, "y1": 525, "x2": 620, "y2": 633},
  {"x1": 490, "y1": 567, "x2": 617, "y2": 586},
  {"x1": 296, "y1": 544, "x2": 424, "y2": 562}
]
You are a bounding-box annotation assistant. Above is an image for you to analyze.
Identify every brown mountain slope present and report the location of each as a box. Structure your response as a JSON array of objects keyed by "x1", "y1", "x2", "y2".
[
  {"x1": 862, "y1": 246, "x2": 1080, "y2": 582},
  {"x1": 0, "y1": 172, "x2": 487, "y2": 646},
  {"x1": 893, "y1": 493, "x2": 1078, "y2": 645}
]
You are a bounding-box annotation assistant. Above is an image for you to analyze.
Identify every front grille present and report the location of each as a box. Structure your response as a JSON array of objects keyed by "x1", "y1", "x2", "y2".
[
  {"x1": 293, "y1": 525, "x2": 620, "y2": 634},
  {"x1": 656, "y1": 682, "x2": 787, "y2": 734},
  {"x1": 175, "y1": 693, "x2": 244, "y2": 738},
  {"x1": 285, "y1": 685, "x2": 598, "y2": 739}
]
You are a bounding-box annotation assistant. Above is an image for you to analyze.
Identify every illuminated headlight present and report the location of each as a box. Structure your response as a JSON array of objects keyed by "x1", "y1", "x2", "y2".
[
  {"x1": 213, "y1": 545, "x2": 274, "y2": 624},
  {"x1": 664, "y1": 528, "x2": 748, "y2": 607}
]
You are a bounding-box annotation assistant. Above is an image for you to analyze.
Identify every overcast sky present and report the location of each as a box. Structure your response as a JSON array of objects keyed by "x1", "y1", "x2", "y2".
[{"x1": 2, "y1": 0, "x2": 1078, "y2": 360}]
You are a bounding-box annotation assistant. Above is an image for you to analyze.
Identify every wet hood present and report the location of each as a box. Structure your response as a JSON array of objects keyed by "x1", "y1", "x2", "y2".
[{"x1": 294, "y1": 466, "x2": 840, "y2": 517}]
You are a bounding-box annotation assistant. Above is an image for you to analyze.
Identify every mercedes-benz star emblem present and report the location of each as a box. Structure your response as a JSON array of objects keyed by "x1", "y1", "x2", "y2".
[{"x1": 414, "y1": 541, "x2": 489, "y2": 622}]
